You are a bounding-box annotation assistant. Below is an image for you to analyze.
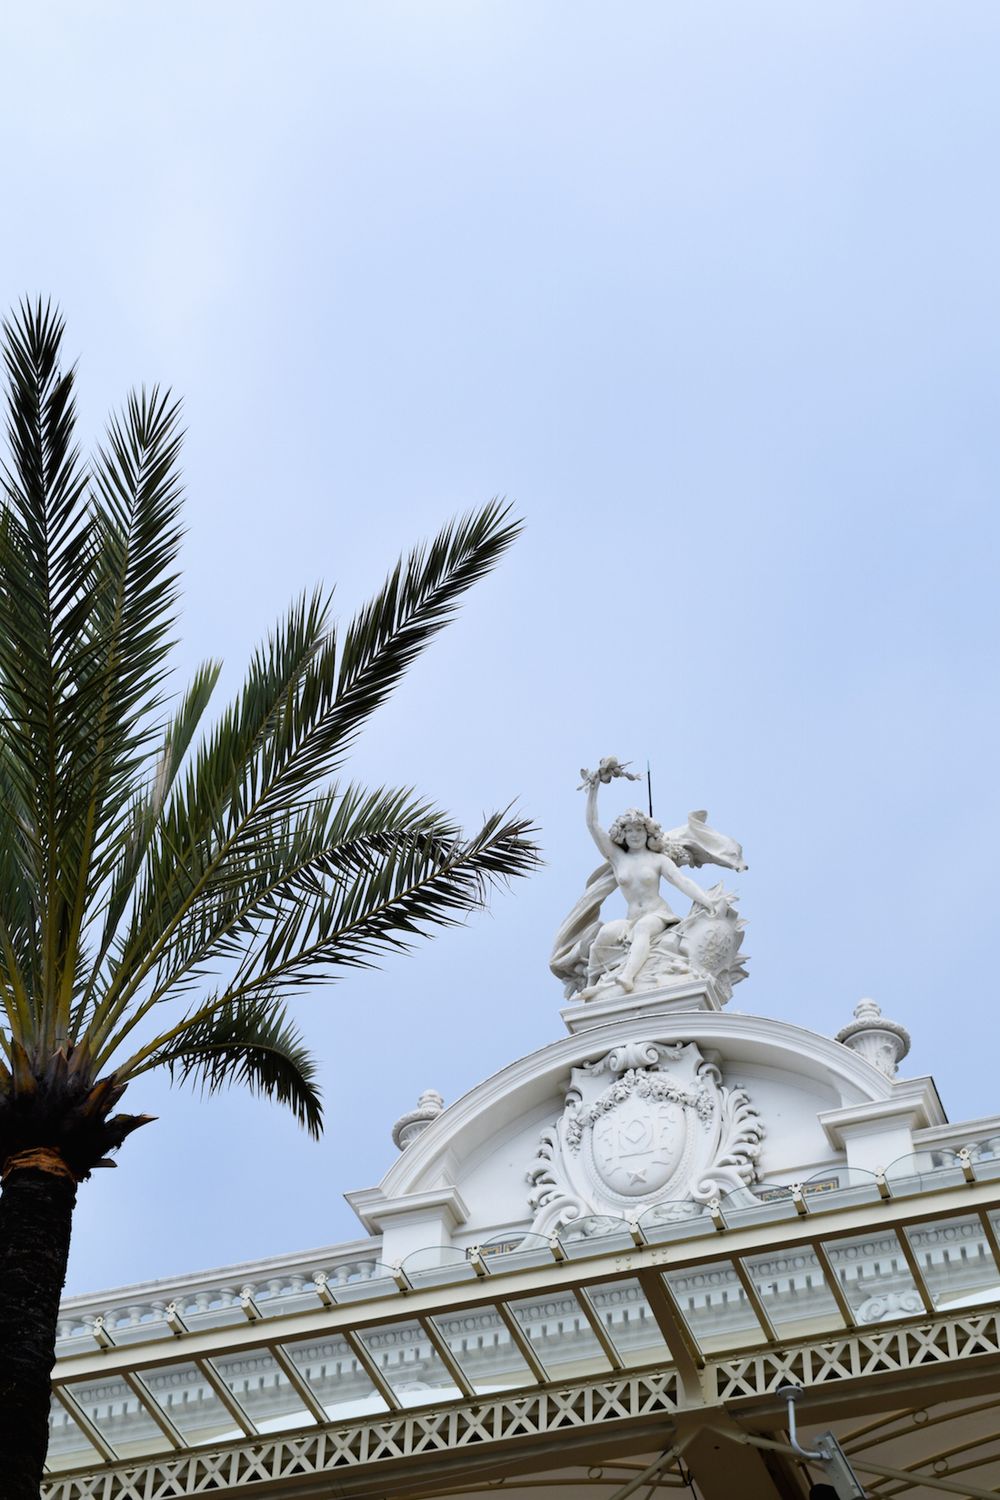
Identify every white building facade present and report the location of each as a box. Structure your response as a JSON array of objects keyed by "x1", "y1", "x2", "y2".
[{"x1": 42, "y1": 774, "x2": 1000, "y2": 1500}]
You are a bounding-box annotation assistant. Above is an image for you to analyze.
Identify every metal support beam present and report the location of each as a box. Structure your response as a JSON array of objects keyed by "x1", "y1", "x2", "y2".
[
  {"x1": 495, "y1": 1298, "x2": 549, "y2": 1382},
  {"x1": 731, "y1": 1258, "x2": 779, "y2": 1343},
  {"x1": 50, "y1": 1385, "x2": 117, "y2": 1465},
  {"x1": 196, "y1": 1357, "x2": 258, "y2": 1437},
  {"x1": 838, "y1": 1395, "x2": 1000, "y2": 1455},
  {"x1": 268, "y1": 1343, "x2": 330, "y2": 1425},
  {"x1": 576, "y1": 1286, "x2": 626, "y2": 1370},
  {"x1": 636, "y1": 1265, "x2": 704, "y2": 1388},
  {"x1": 418, "y1": 1314, "x2": 478, "y2": 1398},
  {"x1": 343, "y1": 1326, "x2": 401, "y2": 1410},
  {"x1": 729, "y1": 1426, "x2": 1000, "y2": 1500},
  {"x1": 604, "y1": 1434, "x2": 695, "y2": 1500},
  {"x1": 895, "y1": 1228, "x2": 936, "y2": 1316},
  {"x1": 872, "y1": 1426, "x2": 1000, "y2": 1499},
  {"x1": 123, "y1": 1371, "x2": 185, "y2": 1449},
  {"x1": 41, "y1": 1367, "x2": 681, "y2": 1500},
  {"x1": 679, "y1": 1412, "x2": 808, "y2": 1500},
  {"x1": 810, "y1": 1238, "x2": 857, "y2": 1329}
]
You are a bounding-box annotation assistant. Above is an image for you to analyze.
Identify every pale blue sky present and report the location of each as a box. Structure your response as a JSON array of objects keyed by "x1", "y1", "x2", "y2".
[{"x1": 2, "y1": 3, "x2": 999, "y2": 1293}]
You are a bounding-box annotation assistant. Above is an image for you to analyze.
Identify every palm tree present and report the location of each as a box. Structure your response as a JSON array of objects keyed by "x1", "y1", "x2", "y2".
[{"x1": 0, "y1": 301, "x2": 539, "y2": 1496}]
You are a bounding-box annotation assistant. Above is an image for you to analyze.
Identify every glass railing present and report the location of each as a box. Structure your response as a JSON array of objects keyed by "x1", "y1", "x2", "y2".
[{"x1": 49, "y1": 1125, "x2": 1000, "y2": 1472}]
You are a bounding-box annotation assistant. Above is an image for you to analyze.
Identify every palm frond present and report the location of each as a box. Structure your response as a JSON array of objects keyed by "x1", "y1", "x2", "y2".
[
  {"x1": 75, "y1": 660, "x2": 221, "y2": 1034},
  {"x1": 227, "y1": 502, "x2": 524, "y2": 829},
  {"x1": 191, "y1": 809, "x2": 536, "y2": 1000},
  {"x1": 0, "y1": 301, "x2": 92, "y2": 1050},
  {"x1": 134, "y1": 996, "x2": 322, "y2": 1138},
  {"x1": 96, "y1": 505, "x2": 523, "y2": 1026},
  {"x1": 112, "y1": 590, "x2": 331, "y2": 980},
  {"x1": 0, "y1": 302, "x2": 537, "y2": 1171},
  {"x1": 92, "y1": 785, "x2": 455, "y2": 1062},
  {"x1": 52, "y1": 389, "x2": 187, "y2": 1039}
]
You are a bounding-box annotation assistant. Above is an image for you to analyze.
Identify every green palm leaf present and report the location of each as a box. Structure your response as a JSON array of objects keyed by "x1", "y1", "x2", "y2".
[
  {"x1": 0, "y1": 300, "x2": 539, "y2": 1496},
  {"x1": 0, "y1": 301, "x2": 538, "y2": 1150},
  {"x1": 142, "y1": 997, "x2": 322, "y2": 1138}
]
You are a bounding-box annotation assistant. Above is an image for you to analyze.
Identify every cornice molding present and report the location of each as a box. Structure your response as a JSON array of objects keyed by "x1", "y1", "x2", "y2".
[
  {"x1": 344, "y1": 1185, "x2": 470, "y2": 1235},
  {"x1": 357, "y1": 1011, "x2": 897, "y2": 1216},
  {"x1": 818, "y1": 1078, "x2": 946, "y2": 1149},
  {"x1": 59, "y1": 1234, "x2": 383, "y2": 1322},
  {"x1": 915, "y1": 1113, "x2": 1000, "y2": 1149}
]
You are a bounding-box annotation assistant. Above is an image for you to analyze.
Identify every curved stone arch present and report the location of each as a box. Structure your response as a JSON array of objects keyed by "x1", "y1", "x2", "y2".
[{"x1": 373, "y1": 1012, "x2": 901, "y2": 1201}]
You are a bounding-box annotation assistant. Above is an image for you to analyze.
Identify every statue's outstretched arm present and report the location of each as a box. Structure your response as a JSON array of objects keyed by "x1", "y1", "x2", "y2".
[{"x1": 661, "y1": 856, "x2": 718, "y2": 913}]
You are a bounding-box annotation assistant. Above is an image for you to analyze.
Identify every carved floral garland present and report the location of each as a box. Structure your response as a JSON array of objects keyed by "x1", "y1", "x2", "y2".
[{"x1": 565, "y1": 1067, "x2": 713, "y2": 1152}]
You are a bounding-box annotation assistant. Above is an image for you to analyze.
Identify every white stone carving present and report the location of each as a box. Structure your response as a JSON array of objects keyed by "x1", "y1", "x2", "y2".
[
  {"x1": 392, "y1": 1089, "x2": 445, "y2": 1150},
  {"x1": 836, "y1": 1000, "x2": 910, "y2": 1079},
  {"x1": 856, "y1": 1288, "x2": 924, "y2": 1323},
  {"x1": 551, "y1": 758, "x2": 748, "y2": 1004},
  {"x1": 526, "y1": 1039, "x2": 763, "y2": 1233}
]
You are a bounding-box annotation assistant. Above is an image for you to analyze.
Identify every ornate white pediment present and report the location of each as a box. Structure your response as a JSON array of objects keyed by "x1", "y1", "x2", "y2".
[{"x1": 526, "y1": 1040, "x2": 764, "y2": 1234}]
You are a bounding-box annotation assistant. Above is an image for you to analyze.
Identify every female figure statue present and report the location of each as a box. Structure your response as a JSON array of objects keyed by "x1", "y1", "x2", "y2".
[{"x1": 550, "y1": 757, "x2": 747, "y2": 1000}]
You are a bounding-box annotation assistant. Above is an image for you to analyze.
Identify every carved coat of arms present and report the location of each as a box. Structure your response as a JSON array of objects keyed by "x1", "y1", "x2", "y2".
[{"x1": 527, "y1": 1040, "x2": 763, "y2": 1234}]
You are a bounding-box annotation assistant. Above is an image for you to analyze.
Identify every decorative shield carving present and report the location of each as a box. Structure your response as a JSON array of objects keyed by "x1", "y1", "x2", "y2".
[
  {"x1": 590, "y1": 1091, "x2": 687, "y2": 1197},
  {"x1": 526, "y1": 1039, "x2": 764, "y2": 1234}
]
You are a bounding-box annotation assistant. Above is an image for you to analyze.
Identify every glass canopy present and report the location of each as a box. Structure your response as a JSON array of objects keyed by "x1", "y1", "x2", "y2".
[{"x1": 46, "y1": 1145, "x2": 1000, "y2": 1474}]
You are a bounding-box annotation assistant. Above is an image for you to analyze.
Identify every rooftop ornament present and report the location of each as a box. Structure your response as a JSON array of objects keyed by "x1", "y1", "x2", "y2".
[
  {"x1": 836, "y1": 999, "x2": 911, "y2": 1079},
  {"x1": 392, "y1": 1089, "x2": 445, "y2": 1151},
  {"x1": 551, "y1": 754, "x2": 748, "y2": 1003}
]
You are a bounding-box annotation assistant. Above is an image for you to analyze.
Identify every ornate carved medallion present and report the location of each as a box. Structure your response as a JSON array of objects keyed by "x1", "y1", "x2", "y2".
[{"x1": 526, "y1": 1040, "x2": 763, "y2": 1234}]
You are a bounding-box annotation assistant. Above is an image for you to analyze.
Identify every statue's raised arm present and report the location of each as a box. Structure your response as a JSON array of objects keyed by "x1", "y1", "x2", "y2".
[
  {"x1": 550, "y1": 756, "x2": 748, "y2": 1004},
  {"x1": 578, "y1": 756, "x2": 641, "y2": 862}
]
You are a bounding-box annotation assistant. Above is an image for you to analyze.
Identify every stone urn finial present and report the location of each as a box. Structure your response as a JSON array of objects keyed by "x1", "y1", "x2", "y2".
[
  {"x1": 835, "y1": 999, "x2": 910, "y2": 1079},
  {"x1": 392, "y1": 1089, "x2": 445, "y2": 1151}
]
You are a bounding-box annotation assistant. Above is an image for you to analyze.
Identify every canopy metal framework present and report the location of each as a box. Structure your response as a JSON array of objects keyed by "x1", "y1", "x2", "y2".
[{"x1": 42, "y1": 1159, "x2": 1000, "y2": 1500}]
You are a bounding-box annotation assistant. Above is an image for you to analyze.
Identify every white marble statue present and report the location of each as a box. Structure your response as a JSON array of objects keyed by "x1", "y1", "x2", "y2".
[{"x1": 550, "y1": 756, "x2": 748, "y2": 1001}]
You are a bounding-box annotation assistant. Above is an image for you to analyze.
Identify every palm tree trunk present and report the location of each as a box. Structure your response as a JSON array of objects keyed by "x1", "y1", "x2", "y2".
[{"x1": 0, "y1": 1160, "x2": 77, "y2": 1498}]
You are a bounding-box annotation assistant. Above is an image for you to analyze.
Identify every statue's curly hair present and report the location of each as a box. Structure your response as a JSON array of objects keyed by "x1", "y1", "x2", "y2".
[{"x1": 608, "y1": 808, "x2": 688, "y2": 863}]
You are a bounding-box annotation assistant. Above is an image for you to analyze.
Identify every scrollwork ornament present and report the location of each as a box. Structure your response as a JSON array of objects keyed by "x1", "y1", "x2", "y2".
[{"x1": 526, "y1": 1039, "x2": 765, "y2": 1232}]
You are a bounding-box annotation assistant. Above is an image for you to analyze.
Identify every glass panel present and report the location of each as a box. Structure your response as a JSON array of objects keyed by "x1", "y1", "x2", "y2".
[
  {"x1": 95, "y1": 1312, "x2": 177, "y2": 1346},
  {"x1": 970, "y1": 1134, "x2": 1000, "y2": 1161},
  {"x1": 325, "y1": 1264, "x2": 399, "y2": 1304},
  {"x1": 741, "y1": 1248, "x2": 844, "y2": 1336},
  {"x1": 243, "y1": 1281, "x2": 318, "y2": 1318},
  {"x1": 884, "y1": 1150, "x2": 966, "y2": 1196},
  {"x1": 402, "y1": 1245, "x2": 479, "y2": 1289},
  {"x1": 53, "y1": 1330, "x2": 100, "y2": 1357},
  {"x1": 970, "y1": 1137, "x2": 1000, "y2": 1181},
  {"x1": 560, "y1": 1215, "x2": 635, "y2": 1258},
  {"x1": 319, "y1": 1257, "x2": 388, "y2": 1287},
  {"x1": 720, "y1": 1190, "x2": 802, "y2": 1230},
  {"x1": 281, "y1": 1333, "x2": 389, "y2": 1419},
  {"x1": 430, "y1": 1305, "x2": 535, "y2": 1391},
  {"x1": 46, "y1": 1395, "x2": 106, "y2": 1471},
  {"x1": 505, "y1": 1290, "x2": 612, "y2": 1380},
  {"x1": 662, "y1": 1260, "x2": 761, "y2": 1353},
  {"x1": 804, "y1": 1167, "x2": 885, "y2": 1210},
  {"x1": 355, "y1": 1318, "x2": 463, "y2": 1407},
  {"x1": 62, "y1": 1373, "x2": 172, "y2": 1459},
  {"x1": 475, "y1": 1232, "x2": 553, "y2": 1273},
  {"x1": 904, "y1": 1215, "x2": 1000, "y2": 1312},
  {"x1": 821, "y1": 1229, "x2": 923, "y2": 1323},
  {"x1": 210, "y1": 1347, "x2": 312, "y2": 1431},
  {"x1": 638, "y1": 1201, "x2": 712, "y2": 1245},
  {"x1": 135, "y1": 1362, "x2": 243, "y2": 1446},
  {"x1": 749, "y1": 1169, "x2": 883, "y2": 1215},
  {"x1": 586, "y1": 1278, "x2": 672, "y2": 1367}
]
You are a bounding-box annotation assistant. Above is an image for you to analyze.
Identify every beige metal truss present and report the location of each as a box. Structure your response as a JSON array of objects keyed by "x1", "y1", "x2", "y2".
[
  {"x1": 42, "y1": 1173, "x2": 1000, "y2": 1496},
  {"x1": 42, "y1": 1370, "x2": 681, "y2": 1500}
]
